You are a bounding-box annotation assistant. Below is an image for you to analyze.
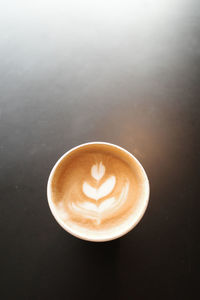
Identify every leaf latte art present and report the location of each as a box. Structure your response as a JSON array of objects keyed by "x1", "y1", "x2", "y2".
[
  {"x1": 50, "y1": 145, "x2": 145, "y2": 236},
  {"x1": 68, "y1": 162, "x2": 130, "y2": 225}
]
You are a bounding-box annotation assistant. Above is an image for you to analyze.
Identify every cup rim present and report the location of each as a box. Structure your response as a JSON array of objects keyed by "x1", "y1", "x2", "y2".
[{"x1": 47, "y1": 141, "x2": 150, "y2": 242}]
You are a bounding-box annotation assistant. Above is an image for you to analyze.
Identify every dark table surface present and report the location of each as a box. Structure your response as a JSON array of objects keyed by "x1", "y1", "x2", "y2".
[{"x1": 1, "y1": 0, "x2": 199, "y2": 299}]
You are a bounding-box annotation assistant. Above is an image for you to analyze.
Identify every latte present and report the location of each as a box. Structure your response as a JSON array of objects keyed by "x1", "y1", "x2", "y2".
[{"x1": 47, "y1": 142, "x2": 149, "y2": 241}]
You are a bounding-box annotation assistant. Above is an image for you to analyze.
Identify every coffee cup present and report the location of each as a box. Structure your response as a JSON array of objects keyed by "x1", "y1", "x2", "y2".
[{"x1": 47, "y1": 142, "x2": 150, "y2": 241}]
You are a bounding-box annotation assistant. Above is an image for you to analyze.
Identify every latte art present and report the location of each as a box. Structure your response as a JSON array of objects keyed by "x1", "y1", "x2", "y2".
[
  {"x1": 49, "y1": 143, "x2": 149, "y2": 240},
  {"x1": 69, "y1": 162, "x2": 129, "y2": 225}
]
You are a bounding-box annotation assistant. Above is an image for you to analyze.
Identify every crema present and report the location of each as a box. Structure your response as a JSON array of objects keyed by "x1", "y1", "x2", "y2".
[{"x1": 48, "y1": 143, "x2": 149, "y2": 240}]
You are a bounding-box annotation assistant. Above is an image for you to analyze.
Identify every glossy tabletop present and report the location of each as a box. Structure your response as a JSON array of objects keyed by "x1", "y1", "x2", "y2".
[{"x1": 0, "y1": 1, "x2": 199, "y2": 299}]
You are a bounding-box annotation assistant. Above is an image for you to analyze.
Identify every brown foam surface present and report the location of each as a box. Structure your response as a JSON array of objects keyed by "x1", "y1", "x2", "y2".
[{"x1": 50, "y1": 144, "x2": 147, "y2": 233}]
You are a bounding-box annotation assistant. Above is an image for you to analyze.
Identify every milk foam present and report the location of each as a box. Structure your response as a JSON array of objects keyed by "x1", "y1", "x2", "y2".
[
  {"x1": 50, "y1": 144, "x2": 148, "y2": 236},
  {"x1": 68, "y1": 162, "x2": 129, "y2": 225}
]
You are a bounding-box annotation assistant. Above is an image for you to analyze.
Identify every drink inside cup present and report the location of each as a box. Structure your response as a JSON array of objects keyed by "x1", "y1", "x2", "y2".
[{"x1": 47, "y1": 142, "x2": 150, "y2": 241}]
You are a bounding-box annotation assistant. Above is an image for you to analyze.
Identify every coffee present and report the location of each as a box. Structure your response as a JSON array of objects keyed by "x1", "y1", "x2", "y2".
[{"x1": 48, "y1": 143, "x2": 149, "y2": 241}]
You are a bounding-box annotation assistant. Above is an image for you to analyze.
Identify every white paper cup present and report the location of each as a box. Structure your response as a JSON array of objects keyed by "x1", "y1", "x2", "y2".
[{"x1": 47, "y1": 142, "x2": 150, "y2": 242}]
